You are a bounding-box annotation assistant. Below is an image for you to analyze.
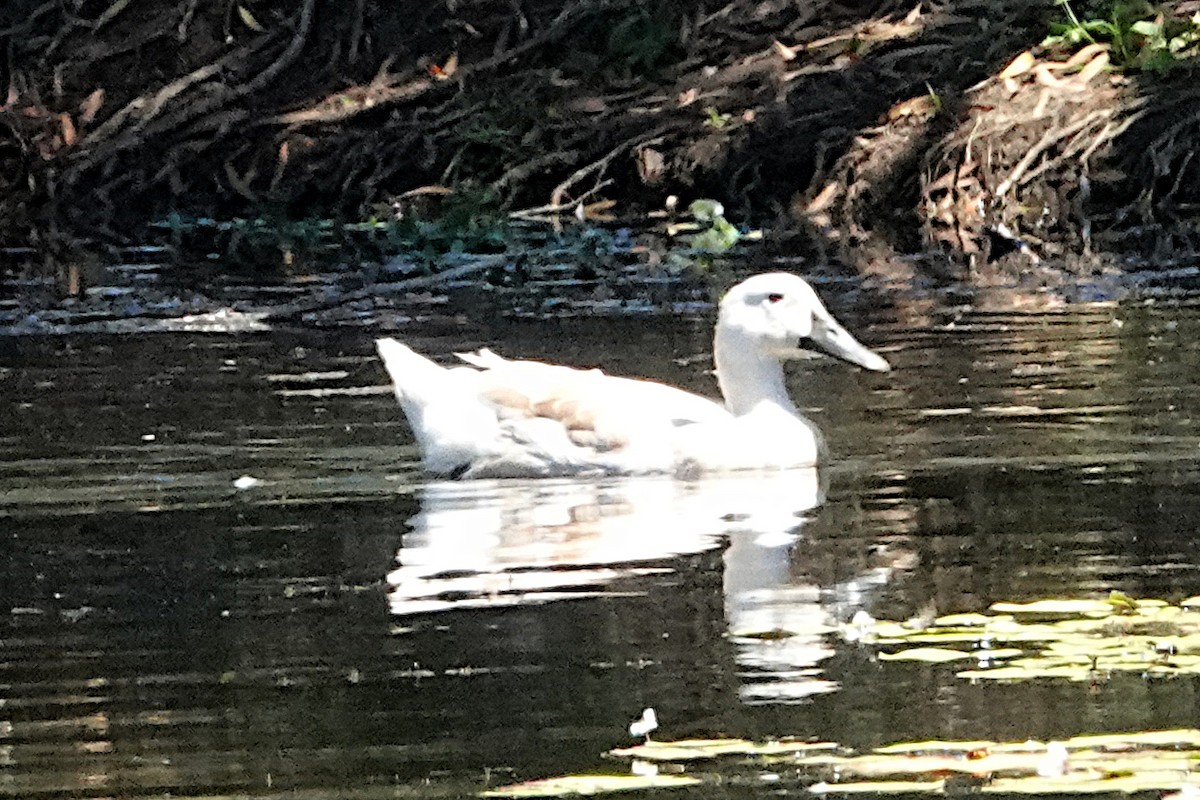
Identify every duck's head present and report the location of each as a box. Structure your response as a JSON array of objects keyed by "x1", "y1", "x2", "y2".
[{"x1": 717, "y1": 272, "x2": 890, "y2": 373}]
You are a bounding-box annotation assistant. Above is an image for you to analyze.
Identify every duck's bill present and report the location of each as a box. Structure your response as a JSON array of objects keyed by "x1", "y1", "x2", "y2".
[{"x1": 803, "y1": 316, "x2": 891, "y2": 372}]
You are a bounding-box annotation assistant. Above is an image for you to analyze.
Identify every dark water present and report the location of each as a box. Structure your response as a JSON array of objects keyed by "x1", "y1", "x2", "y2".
[{"x1": 5, "y1": 290, "x2": 1200, "y2": 798}]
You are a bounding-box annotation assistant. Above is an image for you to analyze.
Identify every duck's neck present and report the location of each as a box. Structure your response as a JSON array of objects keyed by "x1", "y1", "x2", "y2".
[{"x1": 714, "y1": 329, "x2": 797, "y2": 417}]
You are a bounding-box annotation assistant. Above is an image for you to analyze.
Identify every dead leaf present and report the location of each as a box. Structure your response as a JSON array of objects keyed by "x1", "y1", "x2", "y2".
[
  {"x1": 925, "y1": 171, "x2": 957, "y2": 193},
  {"x1": 773, "y1": 40, "x2": 798, "y2": 61},
  {"x1": 237, "y1": 5, "x2": 265, "y2": 32},
  {"x1": 998, "y1": 51, "x2": 1035, "y2": 79},
  {"x1": 581, "y1": 199, "x2": 617, "y2": 221},
  {"x1": 277, "y1": 140, "x2": 289, "y2": 165},
  {"x1": 429, "y1": 53, "x2": 458, "y2": 80},
  {"x1": 1034, "y1": 64, "x2": 1072, "y2": 88},
  {"x1": 806, "y1": 182, "x2": 840, "y2": 213},
  {"x1": 885, "y1": 95, "x2": 937, "y2": 122},
  {"x1": 59, "y1": 114, "x2": 77, "y2": 147},
  {"x1": 399, "y1": 185, "x2": 453, "y2": 197},
  {"x1": 66, "y1": 262, "x2": 81, "y2": 297},
  {"x1": 677, "y1": 88, "x2": 697, "y2": 107},
  {"x1": 1074, "y1": 51, "x2": 1109, "y2": 84},
  {"x1": 637, "y1": 147, "x2": 665, "y2": 184},
  {"x1": 568, "y1": 97, "x2": 608, "y2": 113},
  {"x1": 904, "y1": 4, "x2": 922, "y2": 23},
  {"x1": 79, "y1": 89, "x2": 105, "y2": 124},
  {"x1": 37, "y1": 135, "x2": 61, "y2": 160},
  {"x1": 1063, "y1": 42, "x2": 1109, "y2": 69}
]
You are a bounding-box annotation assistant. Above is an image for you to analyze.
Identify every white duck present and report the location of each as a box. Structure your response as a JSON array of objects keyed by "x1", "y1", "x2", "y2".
[{"x1": 376, "y1": 272, "x2": 889, "y2": 479}]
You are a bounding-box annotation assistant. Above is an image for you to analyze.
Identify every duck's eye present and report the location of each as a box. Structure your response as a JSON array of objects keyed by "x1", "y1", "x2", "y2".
[{"x1": 766, "y1": 293, "x2": 784, "y2": 303}]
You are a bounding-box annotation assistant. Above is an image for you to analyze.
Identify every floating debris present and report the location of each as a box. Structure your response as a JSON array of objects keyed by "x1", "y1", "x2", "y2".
[
  {"x1": 232, "y1": 475, "x2": 260, "y2": 490},
  {"x1": 628, "y1": 708, "x2": 657, "y2": 740}
]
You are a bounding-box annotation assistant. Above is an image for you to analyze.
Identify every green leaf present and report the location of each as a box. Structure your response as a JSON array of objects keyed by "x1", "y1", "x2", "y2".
[
  {"x1": 878, "y1": 647, "x2": 977, "y2": 663},
  {"x1": 1130, "y1": 20, "x2": 1162, "y2": 37},
  {"x1": 612, "y1": 738, "x2": 838, "y2": 762}
]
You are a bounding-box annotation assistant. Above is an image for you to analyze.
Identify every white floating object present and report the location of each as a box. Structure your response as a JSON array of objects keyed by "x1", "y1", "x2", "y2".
[
  {"x1": 844, "y1": 609, "x2": 876, "y2": 643},
  {"x1": 233, "y1": 475, "x2": 261, "y2": 491},
  {"x1": 1037, "y1": 741, "x2": 1070, "y2": 777},
  {"x1": 1164, "y1": 784, "x2": 1200, "y2": 800},
  {"x1": 629, "y1": 707, "x2": 658, "y2": 739}
]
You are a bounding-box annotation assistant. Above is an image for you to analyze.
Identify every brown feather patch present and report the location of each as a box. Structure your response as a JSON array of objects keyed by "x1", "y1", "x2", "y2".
[{"x1": 482, "y1": 385, "x2": 535, "y2": 415}]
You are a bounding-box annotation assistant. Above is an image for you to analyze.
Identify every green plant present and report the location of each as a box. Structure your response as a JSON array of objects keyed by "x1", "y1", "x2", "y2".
[
  {"x1": 1044, "y1": 0, "x2": 1200, "y2": 71},
  {"x1": 387, "y1": 182, "x2": 510, "y2": 255},
  {"x1": 702, "y1": 106, "x2": 732, "y2": 129},
  {"x1": 687, "y1": 199, "x2": 742, "y2": 254}
]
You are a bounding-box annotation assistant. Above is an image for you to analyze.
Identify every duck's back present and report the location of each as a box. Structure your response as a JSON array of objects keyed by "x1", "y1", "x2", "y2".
[{"x1": 376, "y1": 339, "x2": 732, "y2": 478}]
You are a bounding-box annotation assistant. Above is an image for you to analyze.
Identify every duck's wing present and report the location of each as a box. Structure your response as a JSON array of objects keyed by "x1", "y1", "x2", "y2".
[
  {"x1": 461, "y1": 350, "x2": 729, "y2": 430},
  {"x1": 378, "y1": 339, "x2": 731, "y2": 478},
  {"x1": 454, "y1": 350, "x2": 732, "y2": 476}
]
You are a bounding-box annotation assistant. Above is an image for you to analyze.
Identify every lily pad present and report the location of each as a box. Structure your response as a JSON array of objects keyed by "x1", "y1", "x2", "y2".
[
  {"x1": 874, "y1": 739, "x2": 998, "y2": 755},
  {"x1": 852, "y1": 595, "x2": 1200, "y2": 684},
  {"x1": 990, "y1": 599, "x2": 1115, "y2": 617},
  {"x1": 957, "y1": 664, "x2": 1098, "y2": 681},
  {"x1": 808, "y1": 779, "x2": 946, "y2": 794},
  {"x1": 590, "y1": 729, "x2": 1200, "y2": 796},
  {"x1": 481, "y1": 773, "x2": 701, "y2": 797},
  {"x1": 982, "y1": 770, "x2": 1187, "y2": 794},
  {"x1": 878, "y1": 647, "x2": 979, "y2": 663},
  {"x1": 933, "y1": 613, "x2": 1004, "y2": 627},
  {"x1": 610, "y1": 738, "x2": 838, "y2": 762},
  {"x1": 1066, "y1": 729, "x2": 1200, "y2": 748}
]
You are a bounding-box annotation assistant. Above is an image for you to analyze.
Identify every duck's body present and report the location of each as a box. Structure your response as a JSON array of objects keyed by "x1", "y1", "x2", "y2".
[{"x1": 376, "y1": 272, "x2": 889, "y2": 479}]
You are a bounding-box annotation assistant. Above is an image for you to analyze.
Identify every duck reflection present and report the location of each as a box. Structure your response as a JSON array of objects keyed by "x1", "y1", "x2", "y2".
[{"x1": 388, "y1": 469, "x2": 901, "y2": 702}]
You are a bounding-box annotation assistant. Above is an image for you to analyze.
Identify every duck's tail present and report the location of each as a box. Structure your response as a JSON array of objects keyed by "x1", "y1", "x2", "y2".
[
  {"x1": 375, "y1": 338, "x2": 450, "y2": 407},
  {"x1": 375, "y1": 337, "x2": 500, "y2": 474}
]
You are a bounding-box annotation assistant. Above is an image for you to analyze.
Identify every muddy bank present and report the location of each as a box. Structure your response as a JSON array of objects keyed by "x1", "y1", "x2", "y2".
[{"x1": 1, "y1": 0, "x2": 1198, "y2": 293}]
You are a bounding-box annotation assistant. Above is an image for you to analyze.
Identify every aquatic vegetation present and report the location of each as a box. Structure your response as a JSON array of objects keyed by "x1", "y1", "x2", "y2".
[
  {"x1": 796, "y1": 730, "x2": 1200, "y2": 794},
  {"x1": 663, "y1": 199, "x2": 762, "y2": 268},
  {"x1": 849, "y1": 594, "x2": 1200, "y2": 682},
  {"x1": 610, "y1": 738, "x2": 839, "y2": 761},
  {"x1": 481, "y1": 773, "x2": 701, "y2": 797},
  {"x1": 485, "y1": 730, "x2": 1200, "y2": 796},
  {"x1": 725, "y1": 593, "x2": 1200, "y2": 689},
  {"x1": 153, "y1": 193, "x2": 760, "y2": 279}
]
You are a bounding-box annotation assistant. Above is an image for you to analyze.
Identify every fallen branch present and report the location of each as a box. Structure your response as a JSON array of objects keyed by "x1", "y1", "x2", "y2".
[
  {"x1": 265, "y1": 254, "x2": 510, "y2": 322},
  {"x1": 549, "y1": 131, "x2": 669, "y2": 207}
]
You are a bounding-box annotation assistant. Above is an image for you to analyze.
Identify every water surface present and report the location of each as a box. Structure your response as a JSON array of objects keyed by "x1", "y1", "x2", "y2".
[{"x1": 5, "y1": 289, "x2": 1200, "y2": 798}]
